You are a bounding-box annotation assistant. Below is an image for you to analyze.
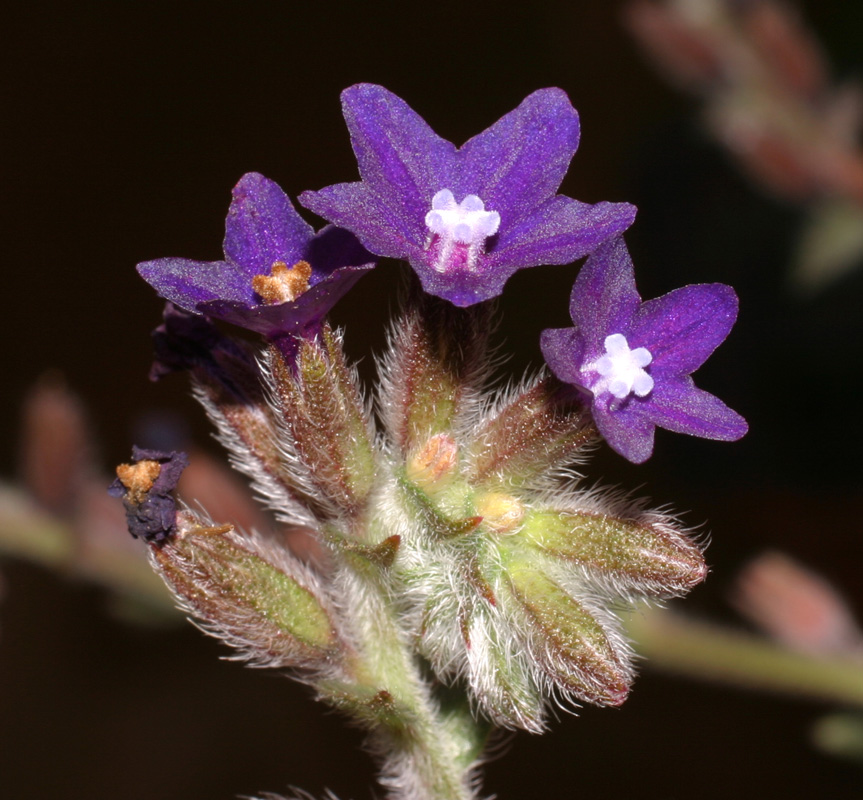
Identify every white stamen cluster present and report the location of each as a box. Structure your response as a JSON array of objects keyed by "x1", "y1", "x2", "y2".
[
  {"x1": 595, "y1": 333, "x2": 654, "y2": 400},
  {"x1": 425, "y1": 189, "x2": 500, "y2": 271}
]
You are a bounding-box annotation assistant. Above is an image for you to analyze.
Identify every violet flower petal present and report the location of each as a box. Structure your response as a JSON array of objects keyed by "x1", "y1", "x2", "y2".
[
  {"x1": 457, "y1": 88, "x2": 580, "y2": 224},
  {"x1": 137, "y1": 257, "x2": 255, "y2": 309},
  {"x1": 538, "y1": 327, "x2": 588, "y2": 388},
  {"x1": 631, "y1": 283, "x2": 739, "y2": 374},
  {"x1": 566, "y1": 234, "x2": 641, "y2": 356},
  {"x1": 590, "y1": 397, "x2": 657, "y2": 465},
  {"x1": 491, "y1": 197, "x2": 637, "y2": 265},
  {"x1": 150, "y1": 303, "x2": 224, "y2": 381},
  {"x1": 645, "y1": 378, "x2": 749, "y2": 441},
  {"x1": 340, "y1": 84, "x2": 455, "y2": 242},
  {"x1": 295, "y1": 182, "x2": 421, "y2": 262},
  {"x1": 223, "y1": 172, "x2": 315, "y2": 276},
  {"x1": 200, "y1": 262, "x2": 372, "y2": 337}
]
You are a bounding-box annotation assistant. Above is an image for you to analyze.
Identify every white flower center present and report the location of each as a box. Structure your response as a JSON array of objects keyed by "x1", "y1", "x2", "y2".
[
  {"x1": 594, "y1": 333, "x2": 654, "y2": 400},
  {"x1": 425, "y1": 189, "x2": 500, "y2": 270}
]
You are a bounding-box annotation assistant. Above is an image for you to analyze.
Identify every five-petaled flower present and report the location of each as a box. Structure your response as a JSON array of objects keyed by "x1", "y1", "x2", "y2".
[
  {"x1": 300, "y1": 84, "x2": 637, "y2": 307},
  {"x1": 540, "y1": 237, "x2": 747, "y2": 463},
  {"x1": 137, "y1": 173, "x2": 376, "y2": 355}
]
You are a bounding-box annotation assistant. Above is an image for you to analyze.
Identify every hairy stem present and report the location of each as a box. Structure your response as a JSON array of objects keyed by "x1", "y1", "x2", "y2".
[{"x1": 329, "y1": 564, "x2": 485, "y2": 800}]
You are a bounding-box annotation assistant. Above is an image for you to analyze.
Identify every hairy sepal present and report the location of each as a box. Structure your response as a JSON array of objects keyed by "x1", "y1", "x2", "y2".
[
  {"x1": 517, "y1": 505, "x2": 707, "y2": 598},
  {"x1": 505, "y1": 558, "x2": 633, "y2": 707},
  {"x1": 378, "y1": 288, "x2": 495, "y2": 459},
  {"x1": 270, "y1": 328, "x2": 377, "y2": 519},
  {"x1": 189, "y1": 340, "x2": 318, "y2": 528},
  {"x1": 151, "y1": 510, "x2": 341, "y2": 670},
  {"x1": 465, "y1": 375, "x2": 597, "y2": 490}
]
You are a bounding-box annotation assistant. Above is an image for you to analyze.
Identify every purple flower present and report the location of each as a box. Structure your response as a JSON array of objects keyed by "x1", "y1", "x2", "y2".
[
  {"x1": 137, "y1": 173, "x2": 376, "y2": 347},
  {"x1": 540, "y1": 237, "x2": 747, "y2": 463},
  {"x1": 300, "y1": 84, "x2": 636, "y2": 307}
]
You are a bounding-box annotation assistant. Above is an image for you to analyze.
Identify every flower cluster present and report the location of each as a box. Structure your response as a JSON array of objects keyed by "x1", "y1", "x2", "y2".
[{"x1": 128, "y1": 84, "x2": 747, "y2": 800}]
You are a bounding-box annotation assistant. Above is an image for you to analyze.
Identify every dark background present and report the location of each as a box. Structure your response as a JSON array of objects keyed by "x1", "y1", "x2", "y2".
[{"x1": 3, "y1": 1, "x2": 863, "y2": 798}]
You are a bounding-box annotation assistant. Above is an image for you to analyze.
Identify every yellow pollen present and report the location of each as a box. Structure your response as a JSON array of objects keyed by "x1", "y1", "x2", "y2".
[
  {"x1": 116, "y1": 460, "x2": 162, "y2": 505},
  {"x1": 252, "y1": 260, "x2": 313, "y2": 304}
]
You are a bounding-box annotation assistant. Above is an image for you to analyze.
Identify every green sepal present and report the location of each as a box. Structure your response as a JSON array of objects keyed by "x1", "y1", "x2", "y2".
[
  {"x1": 463, "y1": 607, "x2": 546, "y2": 732},
  {"x1": 341, "y1": 534, "x2": 402, "y2": 570},
  {"x1": 384, "y1": 290, "x2": 493, "y2": 456},
  {"x1": 465, "y1": 377, "x2": 595, "y2": 490},
  {"x1": 398, "y1": 473, "x2": 482, "y2": 539},
  {"x1": 271, "y1": 331, "x2": 376, "y2": 515}
]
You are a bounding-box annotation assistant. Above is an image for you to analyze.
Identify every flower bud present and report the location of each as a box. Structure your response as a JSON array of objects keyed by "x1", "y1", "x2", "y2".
[
  {"x1": 381, "y1": 291, "x2": 492, "y2": 456},
  {"x1": 462, "y1": 610, "x2": 546, "y2": 732},
  {"x1": 150, "y1": 304, "x2": 312, "y2": 524},
  {"x1": 465, "y1": 377, "x2": 595, "y2": 490},
  {"x1": 506, "y1": 561, "x2": 632, "y2": 707},
  {"x1": 474, "y1": 492, "x2": 524, "y2": 534},
  {"x1": 406, "y1": 433, "x2": 459, "y2": 491},
  {"x1": 271, "y1": 329, "x2": 376, "y2": 517},
  {"x1": 731, "y1": 551, "x2": 863, "y2": 656},
  {"x1": 152, "y1": 512, "x2": 339, "y2": 668},
  {"x1": 518, "y1": 508, "x2": 706, "y2": 597}
]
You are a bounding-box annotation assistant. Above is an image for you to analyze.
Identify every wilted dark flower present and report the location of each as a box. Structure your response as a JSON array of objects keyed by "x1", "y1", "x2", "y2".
[{"x1": 108, "y1": 447, "x2": 189, "y2": 543}]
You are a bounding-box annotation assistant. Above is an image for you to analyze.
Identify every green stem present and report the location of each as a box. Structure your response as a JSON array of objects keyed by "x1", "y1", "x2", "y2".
[
  {"x1": 330, "y1": 564, "x2": 484, "y2": 800},
  {"x1": 625, "y1": 607, "x2": 863, "y2": 707}
]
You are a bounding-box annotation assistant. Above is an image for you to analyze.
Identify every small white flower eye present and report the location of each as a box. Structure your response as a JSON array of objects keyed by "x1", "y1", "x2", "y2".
[{"x1": 594, "y1": 333, "x2": 654, "y2": 400}]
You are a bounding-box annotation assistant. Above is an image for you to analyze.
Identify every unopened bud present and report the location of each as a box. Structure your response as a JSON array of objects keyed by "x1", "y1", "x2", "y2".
[
  {"x1": 20, "y1": 375, "x2": 93, "y2": 515},
  {"x1": 383, "y1": 292, "x2": 493, "y2": 456},
  {"x1": 462, "y1": 611, "x2": 546, "y2": 733},
  {"x1": 475, "y1": 492, "x2": 524, "y2": 533},
  {"x1": 731, "y1": 551, "x2": 863, "y2": 656},
  {"x1": 152, "y1": 513, "x2": 339, "y2": 667},
  {"x1": 272, "y1": 332, "x2": 376, "y2": 516},
  {"x1": 465, "y1": 377, "x2": 594, "y2": 490},
  {"x1": 518, "y1": 509, "x2": 706, "y2": 597},
  {"x1": 506, "y1": 561, "x2": 632, "y2": 707}
]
